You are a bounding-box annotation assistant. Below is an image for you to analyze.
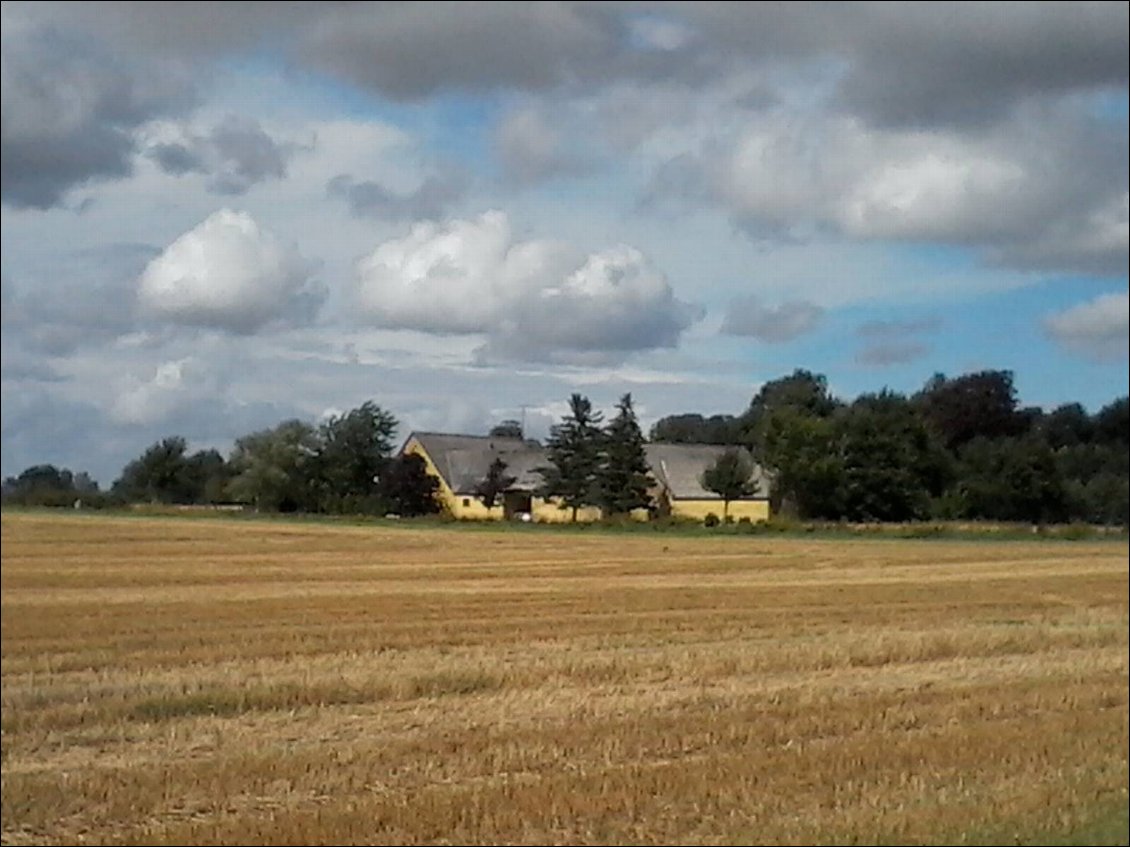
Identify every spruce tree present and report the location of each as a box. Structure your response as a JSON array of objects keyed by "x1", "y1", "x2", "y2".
[
  {"x1": 600, "y1": 393, "x2": 653, "y2": 516},
  {"x1": 539, "y1": 393, "x2": 604, "y2": 521}
]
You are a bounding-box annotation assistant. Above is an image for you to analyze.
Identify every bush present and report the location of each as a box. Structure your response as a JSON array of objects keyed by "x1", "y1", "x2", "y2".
[{"x1": 704, "y1": 512, "x2": 720, "y2": 527}]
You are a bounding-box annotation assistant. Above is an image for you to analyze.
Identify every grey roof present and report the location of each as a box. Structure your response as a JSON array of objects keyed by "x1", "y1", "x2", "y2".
[
  {"x1": 404, "y1": 432, "x2": 770, "y2": 500},
  {"x1": 645, "y1": 443, "x2": 770, "y2": 501},
  {"x1": 405, "y1": 432, "x2": 547, "y2": 494}
]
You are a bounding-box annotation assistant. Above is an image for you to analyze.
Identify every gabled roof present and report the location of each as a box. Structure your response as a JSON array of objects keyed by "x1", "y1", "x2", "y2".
[
  {"x1": 404, "y1": 432, "x2": 546, "y2": 494},
  {"x1": 645, "y1": 443, "x2": 769, "y2": 501},
  {"x1": 404, "y1": 432, "x2": 771, "y2": 500}
]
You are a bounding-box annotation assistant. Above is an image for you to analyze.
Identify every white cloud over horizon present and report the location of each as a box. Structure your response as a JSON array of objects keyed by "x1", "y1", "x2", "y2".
[
  {"x1": 1044, "y1": 291, "x2": 1130, "y2": 362},
  {"x1": 137, "y1": 209, "x2": 325, "y2": 333},
  {"x1": 354, "y1": 210, "x2": 703, "y2": 363}
]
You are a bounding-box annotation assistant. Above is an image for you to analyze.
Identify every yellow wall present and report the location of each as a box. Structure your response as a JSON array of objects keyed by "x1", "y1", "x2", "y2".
[
  {"x1": 403, "y1": 438, "x2": 506, "y2": 520},
  {"x1": 531, "y1": 497, "x2": 602, "y2": 523},
  {"x1": 670, "y1": 498, "x2": 770, "y2": 523}
]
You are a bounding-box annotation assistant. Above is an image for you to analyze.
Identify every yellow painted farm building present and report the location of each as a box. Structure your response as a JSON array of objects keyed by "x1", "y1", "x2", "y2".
[{"x1": 401, "y1": 432, "x2": 770, "y2": 523}]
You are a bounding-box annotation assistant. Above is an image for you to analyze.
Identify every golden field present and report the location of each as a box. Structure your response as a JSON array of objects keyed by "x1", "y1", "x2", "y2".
[{"x1": 1, "y1": 511, "x2": 1127, "y2": 846}]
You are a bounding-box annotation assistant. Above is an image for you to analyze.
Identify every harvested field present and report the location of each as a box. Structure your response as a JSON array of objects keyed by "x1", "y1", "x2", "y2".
[{"x1": 1, "y1": 511, "x2": 1127, "y2": 845}]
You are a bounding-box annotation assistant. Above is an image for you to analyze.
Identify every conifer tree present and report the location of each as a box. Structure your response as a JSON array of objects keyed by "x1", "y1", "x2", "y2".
[
  {"x1": 599, "y1": 393, "x2": 653, "y2": 516},
  {"x1": 539, "y1": 393, "x2": 604, "y2": 521}
]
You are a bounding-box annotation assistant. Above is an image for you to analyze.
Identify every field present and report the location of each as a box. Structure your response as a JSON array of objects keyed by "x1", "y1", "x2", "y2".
[{"x1": 1, "y1": 512, "x2": 1127, "y2": 846}]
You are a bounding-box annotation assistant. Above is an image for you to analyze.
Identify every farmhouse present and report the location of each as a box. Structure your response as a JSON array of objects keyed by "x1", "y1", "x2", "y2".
[
  {"x1": 401, "y1": 432, "x2": 771, "y2": 523},
  {"x1": 645, "y1": 443, "x2": 771, "y2": 523}
]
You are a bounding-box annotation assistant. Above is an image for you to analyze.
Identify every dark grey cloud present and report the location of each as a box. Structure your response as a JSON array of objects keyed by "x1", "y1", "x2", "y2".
[
  {"x1": 1, "y1": 11, "x2": 195, "y2": 208},
  {"x1": 300, "y1": 2, "x2": 626, "y2": 100},
  {"x1": 722, "y1": 296, "x2": 823, "y2": 342},
  {"x1": 207, "y1": 116, "x2": 294, "y2": 194},
  {"x1": 854, "y1": 316, "x2": 941, "y2": 367},
  {"x1": 146, "y1": 116, "x2": 300, "y2": 195},
  {"x1": 676, "y1": 2, "x2": 1127, "y2": 129},
  {"x1": 147, "y1": 142, "x2": 205, "y2": 176},
  {"x1": 834, "y1": 2, "x2": 1128, "y2": 129},
  {"x1": 1, "y1": 243, "x2": 155, "y2": 355},
  {"x1": 326, "y1": 173, "x2": 466, "y2": 221}
]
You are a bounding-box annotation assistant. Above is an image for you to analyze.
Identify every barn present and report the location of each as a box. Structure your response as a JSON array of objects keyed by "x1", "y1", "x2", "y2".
[{"x1": 401, "y1": 432, "x2": 771, "y2": 523}]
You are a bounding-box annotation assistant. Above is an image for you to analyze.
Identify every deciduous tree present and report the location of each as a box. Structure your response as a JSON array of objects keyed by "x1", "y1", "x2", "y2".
[{"x1": 700, "y1": 448, "x2": 759, "y2": 522}]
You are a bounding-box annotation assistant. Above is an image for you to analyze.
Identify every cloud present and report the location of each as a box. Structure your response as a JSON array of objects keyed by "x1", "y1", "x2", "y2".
[
  {"x1": 326, "y1": 172, "x2": 465, "y2": 220},
  {"x1": 300, "y1": 3, "x2": 623, "y2": 100},
  {"x1": 1, "y1": 244, "x2": 155, "y2": 355},
  {"x1": 854, "y1": 342, "x2": 929, "y2": 367},
  {"x1": 854, "y1": 316, "x2": 940, "y2": 366},
  {"x1": 495, "y1": 107, "x2": 590, "y2": 184},
  {"x1": 354, "y1": 211, "x2": 702, "y2": 363},
  {"x1": 109, "y1": 356, "x2": 217, "y2": 426},
  {"x1": 721, "y1": 296, "x2": 823, "y2": 342},
  {"x1": 137, "y1": 209, "x2": 325, "y2": 333},
  {"x1": 676, "y1": 2, "x2": 1127, "y2": 128},
  {"x1": 832, "y1": 2, "x2": 1129, "y2": 129},
  {"x1": 857, "y1": 317, "x2": 942, "y2": 338},
  {"x1": 0, "y1": 10, "x2": 195, "y2": 208},
  {"x1": 652, "y1": 105, "x2": 1127, "y2": 276},
  {"x1": 1043, "y1": 291, "x2": 1129, "y2": 362},
  {"x1": 144, "y1": 115, "x2": 301, "y2": 195}
]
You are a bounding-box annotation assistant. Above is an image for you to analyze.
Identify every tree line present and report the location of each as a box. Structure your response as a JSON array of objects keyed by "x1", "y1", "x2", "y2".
[
  {"x1": 2, "y1": 402, "x2": 439, "y2": 517},
  {"x1": 650, "y1": 369, "x2": 1128, "y2": 526},
  {"x1": 3, "y1": 368, "x2": 1127, "y2": 526}
]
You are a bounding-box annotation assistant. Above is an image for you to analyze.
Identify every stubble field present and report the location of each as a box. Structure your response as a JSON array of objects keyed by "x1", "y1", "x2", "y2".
[{"x1": 1, "y1": 511, "x2": 1127, "y2": 845}]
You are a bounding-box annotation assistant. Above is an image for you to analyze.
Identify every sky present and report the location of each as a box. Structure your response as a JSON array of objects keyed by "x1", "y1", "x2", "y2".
[{"x1": 1, "y1": 1, "x2": 1127, "y2": 487}]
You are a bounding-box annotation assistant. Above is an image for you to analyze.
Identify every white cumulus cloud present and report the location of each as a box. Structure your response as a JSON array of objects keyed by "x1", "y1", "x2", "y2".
[
  {"x1": 138, "y1": 209, "x2": 324, "y2": 333},
  {"x1": 109, "y1": 356, "x2": 216, "y2": 425},
  {"x1": 1043, "y1": 292, "x2": 1129, "y2": 362},
  {"x1": 354, "y1": 210, "x2": 702, "y2": 364}
]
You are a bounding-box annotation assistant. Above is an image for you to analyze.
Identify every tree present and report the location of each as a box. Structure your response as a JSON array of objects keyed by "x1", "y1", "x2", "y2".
[
  {"x1": 833, "y1": 392, "x2": 947, "y2": 522},
  {"x1": 226, "y1": 420, "x2": 320, "y2": 512},
  {"x1": 539, "y1": 393, "x2": 605, "y2": 521},
  {"x1": 1039, "y1": 403, "x2": 1094, "y2": 449},
  {"x1": 489, "y1": 420, "x2": 524, "y2": 439},
  {"x1": 378, "y1": 453, "x2": 440, "y2": 516},
  {"x1": 112, "y1": 436, "x2": 193, "y2": 504},
  {"x1": 951, "y1": 436, "x2": 1068, "y2": 524},
  {"x1": 755, "y1": 406, "x2": 842, "y2": 518},
  {"x1": 181, "y1": 449, "x2": 231, "y2": 504},
  {"x1": 314, "y1": 401, "x2": 398, "y2": 513},
  {"x1": 649, "y1": 413, "x2": 738, "y2": 444},
  {"x1": 599, "y1": 393, "x2": 653, "y2": 516},
  {"x1": 913, "y1": 370, "x2": 1025, "y2": 450},
  {"x1": 700, "y1": 448, "x2": 759, "y2": 522},
  {"x1": 3, "y1": 465, "x2": 78, "y2": 506},
  {"x1": 1093, "y1": 397, "x2": 1129, "y2": 446},
  {"x1": 474, "y1": 458, "x2": 516, "y2": 509},
  {"x1": 740, "y1": 369, "x2": 840, "y2": 448}
]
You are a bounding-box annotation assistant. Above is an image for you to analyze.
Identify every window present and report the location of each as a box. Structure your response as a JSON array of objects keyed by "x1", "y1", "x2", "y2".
[{"x1": 462, "y1": 498, "x2": 470, "y2": 508}]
